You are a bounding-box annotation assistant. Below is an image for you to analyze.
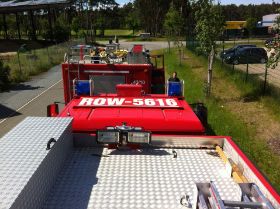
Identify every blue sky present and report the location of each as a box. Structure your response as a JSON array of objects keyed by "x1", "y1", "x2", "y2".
[{"x1": 116, "y1": 0, "x2": 279, "y2": 6}]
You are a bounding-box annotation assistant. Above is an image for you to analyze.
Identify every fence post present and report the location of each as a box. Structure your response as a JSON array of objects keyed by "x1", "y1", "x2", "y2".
[
  {"x1": 245, "y1": 53, "x2": 249, "y2": 82},
  {"x1": 46, "y1": 46, "x2": 50, "y2": 63},
  {"x1": 245, "y1": 63, "x2": 249, "y2": 82},
  {"x1": 263, "y1": 65, "x2": 268, "y2": 94},
  {"x1": 17, "y1": 51, "x2": 22, "y2": 74},
  {"x1": 221, "y1": 38, "x2": 225, "y2": 67}
]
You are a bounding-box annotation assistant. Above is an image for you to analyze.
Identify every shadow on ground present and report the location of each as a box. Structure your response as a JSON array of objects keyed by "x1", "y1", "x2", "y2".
[
  {"x1": 11, "y1": 84, "x2": 43, "y2": 91},
  {"x1": 0, "y1": 104, "x2": 21, "y2": 119},
  {"x1": 205, "y1": 124, "x2": 216, "y2": 136}
]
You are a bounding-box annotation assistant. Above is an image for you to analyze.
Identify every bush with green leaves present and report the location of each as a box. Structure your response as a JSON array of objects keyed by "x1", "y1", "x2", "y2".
[
  {"x1": 42, "y1": 14, "x2": 71, "y2": 42},
  {"x1": 42, "y1": 24, "x2": 70, "y2": 42},
  {"x1": 53, "y1": 24, "x2": 70, "y2": 42},
  {"x1": 0, "y1": 60, "x2": 11, "y2": 91}
]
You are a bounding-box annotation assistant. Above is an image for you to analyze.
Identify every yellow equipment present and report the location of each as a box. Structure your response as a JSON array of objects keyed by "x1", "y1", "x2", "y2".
[{"x1": 225, "y1": 21, "x2": 246, "y2": 30}]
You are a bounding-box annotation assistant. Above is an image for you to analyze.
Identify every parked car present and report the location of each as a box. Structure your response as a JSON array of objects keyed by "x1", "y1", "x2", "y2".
[
  {"x1": 224, "y1": 47, "x2": 268, "y2": 65},
  {"x1": 220, "y1": 44, "x2": 257, "y2": 59}
]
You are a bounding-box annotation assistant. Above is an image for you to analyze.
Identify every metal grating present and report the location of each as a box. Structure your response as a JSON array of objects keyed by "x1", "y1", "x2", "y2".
[
  {"x1": 43, "y1": 147, "x2": 241, "y2": 209},
  {"x1": 0, "y1": 117, "x2": 73, "y2": 209}
]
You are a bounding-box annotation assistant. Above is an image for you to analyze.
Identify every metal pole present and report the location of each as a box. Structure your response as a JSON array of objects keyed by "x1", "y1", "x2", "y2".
[
  {"x1": 47, "y1": 7, "x2": 53, "y2": 41},
  {"x1": 47, "y1": 46, "x2": 51, "y2": 63},
  {"x1": 3, "y1": 14, "x2": 8, "y2": 39},
  {"x1": 245, "y1": 53, "x2": 249, "y2": 81},
  {"x1": 232, "y1": 48, "x2": 235, "y2": 70},
  {"x1": 179, "y1": 49, "x2": 182, "y2": 66},
  {"x1": 263, "y1": 65, "x2": 268, "y2": 94},
  {"x1": 15, "y1": 12, "x2": 21, "y2": 40},
  {"x1": 29, "y1": 10, "x2": 36, "y2": 40},
  {"x1": 246, "y1": 63, "x2": 249, "y2": 82},
  {"x1": 222, "y1": 37, "x2": 225, "y2": 67},
  {"x1": 223, "y1": 200, "x2": 263, "y2": 208},
  {"x1": 17, "y1": 52, "x2": 22, "y2": 74}
]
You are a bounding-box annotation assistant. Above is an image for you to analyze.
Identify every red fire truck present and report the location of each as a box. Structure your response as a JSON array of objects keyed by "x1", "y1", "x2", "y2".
[{"x1": 0, "y1": 45, "x2": 279, "y2": 209}]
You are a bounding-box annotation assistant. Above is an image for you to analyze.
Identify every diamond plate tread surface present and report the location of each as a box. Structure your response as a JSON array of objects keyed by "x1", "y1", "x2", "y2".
[
  {"x1": 43, "y1": 148, "x2": 241, "y2": 209},
  {"x1": 0, "y1": 117, "x2": 72, "y2": 209}
]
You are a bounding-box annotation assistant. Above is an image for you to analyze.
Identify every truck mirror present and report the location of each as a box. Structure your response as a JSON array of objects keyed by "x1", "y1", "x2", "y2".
[{"x1": 47, "y1": 103, "x2": 59, "y2": 117}]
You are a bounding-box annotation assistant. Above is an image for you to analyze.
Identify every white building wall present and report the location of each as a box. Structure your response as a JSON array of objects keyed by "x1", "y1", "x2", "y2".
[{"x1": 262, "y1": 13, "x2": 280, "y2": 27}]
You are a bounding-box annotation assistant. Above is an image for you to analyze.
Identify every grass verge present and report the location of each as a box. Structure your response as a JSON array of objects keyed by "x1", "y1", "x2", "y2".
[
  {"x1": 154, "y1": 48, "x2": 280, "y2": 192},
  {"x1": 2, "y1": 41, "x2": 76, "y2": 84}
]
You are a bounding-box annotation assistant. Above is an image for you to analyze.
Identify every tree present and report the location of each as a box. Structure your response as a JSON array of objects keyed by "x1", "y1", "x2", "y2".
[
  {"x1": 221, "y1": 3, "x2": 280, "y2": 22},
  {"x1": 267, "y1": 42, "x2": 280, "y2": 70},
  {"x1": 71, "y1": 17, "x2": 81, "y2": 37},
  {"x1": 86, "y1": 0, "x2": 118, "y2": 41},
  {"x1": 274, "y1": 8, "x2": 280, "y2": 34},
  {"x1": 195, "y1": 0, "x2": 224, "y2": 96},
  {"x1": 246, "y1": 17, "x2": 257, "y2": 40},
  {"x1": 126, "y1": 10, "x2": 140, "y2": 35},
  {"x1": 164, "y1": 3, "x2": 183, "y2": 53},
  {"x1": 267, "y1": 11, "x2": 280, "y2": 70},
  {"x1": 52, "y1": 14, "x2": 71, "y2": 42},
  {"x1": 135, "y1": 0, "x2": 170, "y2": 36},
  {"x1": 0, "y1": 60, "x2": 10, "y2": 91}
]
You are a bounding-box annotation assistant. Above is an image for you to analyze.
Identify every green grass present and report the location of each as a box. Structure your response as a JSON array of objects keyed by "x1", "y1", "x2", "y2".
[
  {"x1": 102, "y1": 29, "x2": 134, "y2": 36},
  {"x1": 72, "y1": 29, "x2": 136, "y2": 37},
  {"x1": 187, "y1": 42, "x2": 280, "y2": 122},
  {"x1": 4, "y1": 42, "x2": 71, "y2": 83},
  {"x1": 159, "y1": 48, "x2": 280, "y2": 192},
  {"x1": 261, "y1": 96, "x2": 280, "y2": 121},
  {"x1": 213, "y1": 60, "x2": 280, "y2": 123}
]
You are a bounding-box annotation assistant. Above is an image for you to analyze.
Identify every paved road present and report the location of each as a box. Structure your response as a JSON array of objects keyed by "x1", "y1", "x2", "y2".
[{"x1": 0, "y1": 65, "x2": 64, "y2": 137}]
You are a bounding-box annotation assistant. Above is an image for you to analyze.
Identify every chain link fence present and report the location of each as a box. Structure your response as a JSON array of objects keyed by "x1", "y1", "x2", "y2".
[
  {"x1": 0, "y1": 39, "x2": 84, "y2": 83},
  {"x1": 222, "y1": 62, "x2": 280, "y2": 95}
]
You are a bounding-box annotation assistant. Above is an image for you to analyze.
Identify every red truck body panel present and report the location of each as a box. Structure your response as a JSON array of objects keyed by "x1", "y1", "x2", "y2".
[
  {"x1": 59, "y1": 94, "x2": 205, "y2": 134},
  {"x1": 62, "y1": 63, "x2": 165, "y2": 104},
  {"x1": 60, "y1": 60, "x2": 205, "y2": 134}
]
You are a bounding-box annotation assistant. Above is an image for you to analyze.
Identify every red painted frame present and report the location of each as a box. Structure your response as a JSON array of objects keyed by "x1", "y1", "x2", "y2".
[
  {"x1": 225, "y1": 136, "x2": 280, "y2": 204},
  {"x1": 62, "y1": 63, "x2": 164, "y2": 104}
]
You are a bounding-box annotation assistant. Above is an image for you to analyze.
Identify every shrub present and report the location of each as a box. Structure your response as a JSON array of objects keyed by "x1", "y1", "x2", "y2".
[
  {"x1": 0, "y1": 60, "x2": 11, "y2": 91},
  {"x1": 53, "y1": 24, "x2": 71, "y2": 42}
]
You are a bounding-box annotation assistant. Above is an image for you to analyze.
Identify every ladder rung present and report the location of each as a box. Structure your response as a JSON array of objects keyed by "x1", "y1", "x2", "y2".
[
  {"x1": 223, "y1": 200, "x2": 263, "y2": 208},
  {"x1": 194, "y1": 182, "x2": 275, "y2": 209}
]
